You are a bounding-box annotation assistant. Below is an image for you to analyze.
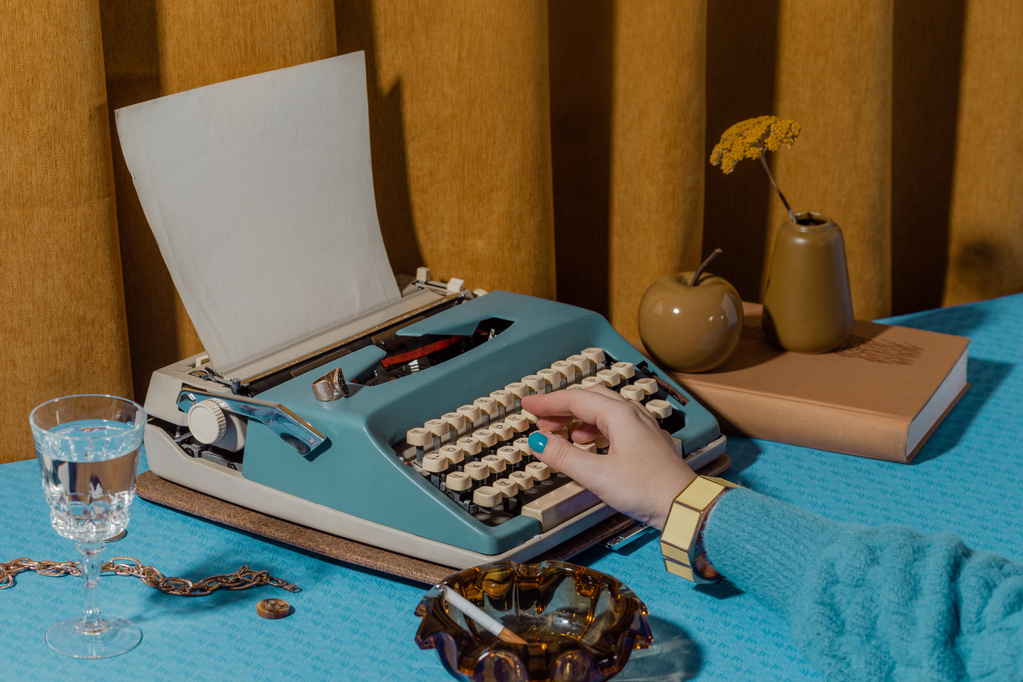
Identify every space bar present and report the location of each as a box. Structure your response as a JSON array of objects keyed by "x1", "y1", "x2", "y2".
[{"x1": 520, "y1": 481, "x2": 601, "y2": 532}]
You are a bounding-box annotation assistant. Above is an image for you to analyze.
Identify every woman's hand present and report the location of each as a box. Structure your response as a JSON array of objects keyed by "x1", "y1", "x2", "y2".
[{"x1": 521, "y1": 386, "x2": 696, "y2": 530}]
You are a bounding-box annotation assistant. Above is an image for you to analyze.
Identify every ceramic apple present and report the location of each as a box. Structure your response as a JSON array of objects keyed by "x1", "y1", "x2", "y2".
[{"x1": 638, "y1": 249, "x2": 744, "y2": 373}]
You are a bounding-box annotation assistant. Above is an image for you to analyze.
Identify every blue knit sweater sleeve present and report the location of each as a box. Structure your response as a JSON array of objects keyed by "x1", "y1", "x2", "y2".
[{"x1": 702, "y1": 487, "x2": 1023, "y2": 681}]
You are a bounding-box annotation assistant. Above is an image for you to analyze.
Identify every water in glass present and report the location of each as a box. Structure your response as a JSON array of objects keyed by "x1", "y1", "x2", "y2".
[{"x1": 37, "y1": 419, "x2": 141, "y2": 542}]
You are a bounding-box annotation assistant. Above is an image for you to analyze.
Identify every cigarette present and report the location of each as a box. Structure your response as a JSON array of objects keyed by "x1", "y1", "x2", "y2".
[{"x1": 439, "y1": 585, "x2": 528, "y2": 645}]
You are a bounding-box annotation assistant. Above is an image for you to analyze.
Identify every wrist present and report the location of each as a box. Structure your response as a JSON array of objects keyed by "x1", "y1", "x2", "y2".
[{"x1": 648, "y1": 470, "x2": 698, "y2": 531}]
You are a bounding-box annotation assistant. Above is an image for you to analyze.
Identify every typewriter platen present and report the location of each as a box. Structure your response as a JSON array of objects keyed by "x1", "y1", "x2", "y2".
[{"x1": 143, "y1": 272, "x2": 727, "y2": 569}]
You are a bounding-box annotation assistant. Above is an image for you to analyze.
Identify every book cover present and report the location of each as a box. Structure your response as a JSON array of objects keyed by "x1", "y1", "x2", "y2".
[{"x1": 670, "y1": 302, "x2": 969, "y2": 462}]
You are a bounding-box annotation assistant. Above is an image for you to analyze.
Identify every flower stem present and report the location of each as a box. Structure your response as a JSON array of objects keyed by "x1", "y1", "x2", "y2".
[
  {"x1": 758, "y1": 154, "x2": 797, "y2": 223},
  {"x1": 690, "y1": 248, "x2": 723, "y2": 287}
]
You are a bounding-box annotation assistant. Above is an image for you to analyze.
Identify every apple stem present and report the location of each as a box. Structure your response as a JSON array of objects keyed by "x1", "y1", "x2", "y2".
[{"x1": 689, "y1": 248, "x2": 723, "y2": 287}]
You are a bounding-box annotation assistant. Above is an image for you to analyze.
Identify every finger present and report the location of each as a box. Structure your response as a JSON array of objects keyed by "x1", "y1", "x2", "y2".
[
  {"x1": 553, "y1": 419, "x2": 581, "y2": 440},
  {"x1": 526, "y1": 430, "x2": 606, "y2": 486},
  {"x1": 582, "y1": 384, "x2": 628, "y2": 402},
  {"x1": 566, "y1": 423, "x2": 603, "y2": 443},
  {"x1": 571, "y1": 406, "x2": 670, "y2": 448},
  {"x1": 536, "y1": 417, "x2": 602, "y2": 444},
  {"x1": 521, "y1": 387, "x2": 626, "y2": 431},
  {"x1": 534, "y1": 415, "x2": 577, "y2": 433}
]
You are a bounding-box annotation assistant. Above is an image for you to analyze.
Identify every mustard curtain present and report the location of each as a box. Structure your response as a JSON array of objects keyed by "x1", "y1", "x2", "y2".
[{"x1": 3, "y1": 0, "x2": 1021, "y2": 463}]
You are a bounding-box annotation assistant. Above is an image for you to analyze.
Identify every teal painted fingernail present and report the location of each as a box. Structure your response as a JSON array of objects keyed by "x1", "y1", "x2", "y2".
[{"x1": 528, "y1": 432, "x2": 548, "y2": 453}]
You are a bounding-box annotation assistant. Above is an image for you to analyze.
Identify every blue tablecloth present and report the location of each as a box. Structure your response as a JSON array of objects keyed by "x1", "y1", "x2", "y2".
[{"x1": 4, "y1": 294, "x2": 1022, "y2": 681}]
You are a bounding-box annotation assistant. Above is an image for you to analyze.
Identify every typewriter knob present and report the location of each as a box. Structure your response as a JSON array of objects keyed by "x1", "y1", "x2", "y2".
[{"x1": 188, "y1": 400, "x2": 228, "y2": 444}]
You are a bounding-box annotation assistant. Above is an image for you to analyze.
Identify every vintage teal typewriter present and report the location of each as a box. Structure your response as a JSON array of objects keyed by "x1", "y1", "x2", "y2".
[
  {"x1": 118, "y1": 53, "x2": 726, "y2": 569},
  {"x1": 143, "y1": 274, "x2": 727, "y2": 569}
]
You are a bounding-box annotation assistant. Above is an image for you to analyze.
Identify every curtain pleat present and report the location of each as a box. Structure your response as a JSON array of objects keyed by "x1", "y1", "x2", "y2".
[
  {"x1": 772, "y1": 0, "x2": 894, "y2": 320},
  {"x1": 337, "y1": 1, "x2": 557, "y2": 301},
  {"x1": 605, "y1": 0, "x2": 707, "y2": 345},
  {"x1": 944, "y1": 0, "x2": 1023, "y2": 306},
  {"x1": 4, "y1": 0, "x2": 1023, "y2": 463},
  {"x1": 2, "y1": 1, "x2": 132, "y2": 460}
]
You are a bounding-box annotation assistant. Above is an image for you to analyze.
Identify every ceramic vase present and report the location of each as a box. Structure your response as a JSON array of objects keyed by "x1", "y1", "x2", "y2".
[{"x1": 761, "y1": 212, "x2": 853, "y2": 353}]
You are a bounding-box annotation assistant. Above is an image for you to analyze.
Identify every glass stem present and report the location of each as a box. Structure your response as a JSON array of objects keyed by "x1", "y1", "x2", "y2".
[{"x1": 77, "y1": 541, "x2": 107, "y2": 634}]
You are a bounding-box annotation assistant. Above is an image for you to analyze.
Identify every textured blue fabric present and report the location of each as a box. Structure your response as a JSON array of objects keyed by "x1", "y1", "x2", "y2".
[
  {"x1": 704, "y1": 487, "x2": 1023, "y2": 681},
  {"x1": 5, "y1": 293, "x2": 1023, "y2": 680}
]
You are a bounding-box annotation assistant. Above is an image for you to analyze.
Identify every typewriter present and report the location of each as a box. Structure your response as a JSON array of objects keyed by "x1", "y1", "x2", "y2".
[
  {"x1": 143, "y1": 269, "x2": 727, "y2": 569},
  {"x1": 120, "y1": 53, "x2": 726, "y2": 569}
]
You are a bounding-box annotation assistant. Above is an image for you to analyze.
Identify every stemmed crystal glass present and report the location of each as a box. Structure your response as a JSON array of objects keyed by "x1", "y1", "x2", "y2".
[{"x1": 29, "y1": 394, "x2": 146, "y2": 659}]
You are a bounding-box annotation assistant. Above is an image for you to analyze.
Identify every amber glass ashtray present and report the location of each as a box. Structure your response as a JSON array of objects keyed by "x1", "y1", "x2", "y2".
[{"x1": 414, "y1": 561, "x2": 652, "y2": 682}]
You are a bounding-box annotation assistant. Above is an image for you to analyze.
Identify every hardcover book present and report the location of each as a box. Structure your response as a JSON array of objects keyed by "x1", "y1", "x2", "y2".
[{"x1": 670, "y1": 302, "x2": 969, "y2": 462}]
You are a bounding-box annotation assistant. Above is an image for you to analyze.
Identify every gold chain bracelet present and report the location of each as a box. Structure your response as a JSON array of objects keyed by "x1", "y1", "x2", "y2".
[{"x1": 0, "y1": 557, "x2": 301, "y2": 596}]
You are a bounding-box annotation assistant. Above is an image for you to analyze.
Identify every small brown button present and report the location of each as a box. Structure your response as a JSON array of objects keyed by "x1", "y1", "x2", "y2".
[{"x1": 257, "y1": 598, "x2": 291, "y2": 619}]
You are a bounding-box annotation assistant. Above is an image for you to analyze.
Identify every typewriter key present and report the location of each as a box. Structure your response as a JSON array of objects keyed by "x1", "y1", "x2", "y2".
[
  {"x1": 520, "y1": 375, "x2": 544, "y2": 394},
  {"x1": 422, "y1": 452, "x2": 449, "y2": 474},
  {"x1": 513, "y1": 437, "x2": 533, "y2": 460},
  {"x1": 504, "y1": 382, "x2": 529, "y2": 407},
  {"x1": 497, "y1": 445, "x2": 521, "y2": 467},
  {"x1": 525, "y1": 461, "x2": 550, "y2": 482},
  {"x1": 612, "y1": 361, "x2": 635, "y2": 381},
  {"x1": 620, "y1": 385, "x2": 645, "y2": 402},
  {"x1": 635, "y1": 378, "x2": 658, "y2": 396},
  {"x1": 473, "y1": 486, "x2": 502, "y2": 509},
  {"x1": 646, "y1": 399, "x2": 672, "y2": 420},
  {"x1": 464, "y1": 461, "x2": 490, "y2": 486},
  {"x1": 493, "y1": 477, "x2": 519, "y2": 498},
  {"x1": 481, "y1": 454, "x2": 506, "y2": 476},
  {"x1": 505, "y1": 414, "x2": 529, "y2": 434},
  {"x1": 457, "y1": 404, "x2": 482, "y2": 428},
  {"x1": 445, "y1": 471, "x2": 472, "y2": 492},
  {"x1": 442, "y1": 411, "x2": 468, "y2": 437},
  {"x1": 490, "y1": 422, "x2": 514, "y2": 442},
  {"x1": 439, "y1": 444, "x2": 465, "y2": 467},
  {"x1": 550, "y1": 360, "x2": 577, "y2": 384},
  {"x1": 581, "y1": 347, "x2": 605, "y2": 367},
  {"x1": 489, "y1": 390, "x2": 514, "y2": 419},
  {"x1": 565, "y1": 354, "x2": 593, "y2": 376},
  {"x1": 457, "y1": 436, "x2": 482, "y2": 458},
  {"x1": 474, "y1": 397, "x2": 498, "y2": 426},
  {"x1": 509, "y1": 470, "x2": 534, "y2": 491},
  {"x1": 474, "y1": 429, "x2": 498, "y2": 449},
  {"x1": 536, "y1": 368, "x2": 561, "y2": 392}
]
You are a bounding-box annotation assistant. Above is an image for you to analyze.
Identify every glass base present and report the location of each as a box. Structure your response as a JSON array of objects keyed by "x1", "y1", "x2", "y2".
[{"x1": 45, "y1": 617, "x2": 142, "y2": 659}]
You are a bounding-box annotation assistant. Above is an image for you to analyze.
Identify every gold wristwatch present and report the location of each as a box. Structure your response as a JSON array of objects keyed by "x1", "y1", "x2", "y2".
[{"x1": 660, "y1": 476, "x2": 737, "y2": 583}]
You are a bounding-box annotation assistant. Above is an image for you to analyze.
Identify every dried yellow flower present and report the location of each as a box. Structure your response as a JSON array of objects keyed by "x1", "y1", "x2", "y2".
[{"x1": 710, "y1": 116, "x2": 801, "y2": 174}]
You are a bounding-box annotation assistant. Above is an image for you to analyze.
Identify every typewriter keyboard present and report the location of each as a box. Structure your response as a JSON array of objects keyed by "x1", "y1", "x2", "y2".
[{"x1": 393, "y1": 347, "x2": 686, "y2": 532}]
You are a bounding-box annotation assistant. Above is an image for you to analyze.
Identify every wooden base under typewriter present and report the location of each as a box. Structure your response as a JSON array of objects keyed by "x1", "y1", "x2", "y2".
[{"x1": 136, "y1": 452, "x2": 730, "y2": 585}]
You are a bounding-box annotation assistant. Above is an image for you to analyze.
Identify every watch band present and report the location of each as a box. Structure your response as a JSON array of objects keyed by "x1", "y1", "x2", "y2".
[{"x1": 660, "y1": 475, "x2": 737, "y2": 583}]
